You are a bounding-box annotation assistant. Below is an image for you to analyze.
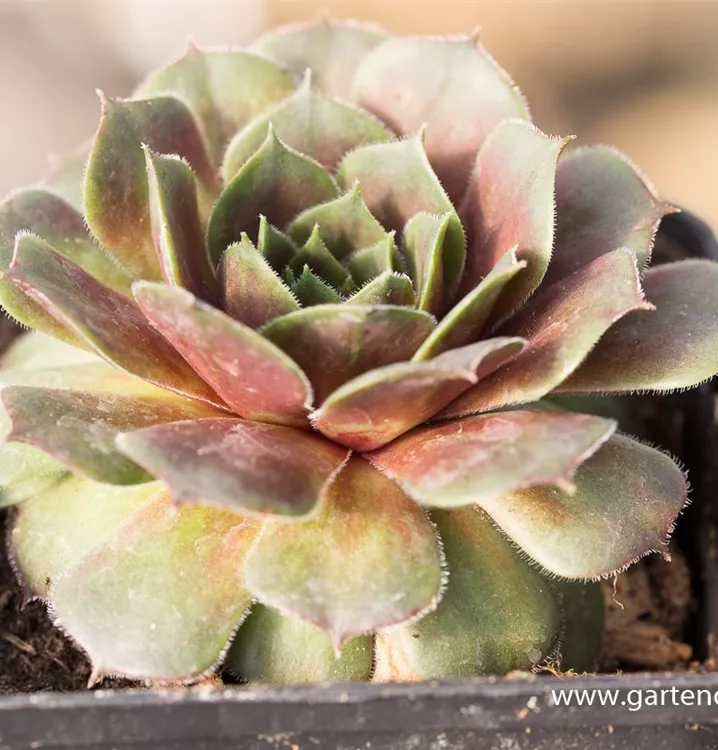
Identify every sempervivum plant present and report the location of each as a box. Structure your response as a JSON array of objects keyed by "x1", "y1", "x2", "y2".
[{"x1": 1, "y1": 20, "x2": 718, "y2": 686}]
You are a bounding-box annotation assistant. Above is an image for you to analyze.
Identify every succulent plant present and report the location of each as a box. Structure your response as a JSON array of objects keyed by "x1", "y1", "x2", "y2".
[{"x1": 1, "y1": 19, "x2": 718, "y2": 686}]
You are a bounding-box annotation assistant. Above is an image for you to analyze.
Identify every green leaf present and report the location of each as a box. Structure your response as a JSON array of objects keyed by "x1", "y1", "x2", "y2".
[
  {"x1": 51, "y1": 493, "x2": 259, "y2": 682},
  {"x1": 458, "y1": 120, "x2": 572, "y2": 317},
  {"x1": 257, "y1": 215, "x2": 298, "y2": 271},
  {"x1": 346, "y1": 233, "x2": 398, "y2": 285},
  {"x1": 244, "y1": 456, "x2": 442, "y2": 648},
  {"x1": 227, "y1": 605, "x2": 373, "y2": 683},
  {"x1": 134, "y1": 282, "x2": 312, "y2": 425},
  {"x1": 558, "y1": 259, "x2": 718, "y2": 394},
  {"x1": 260, "y1": 304, "x2": 435, "y2": 404},
  {"x1": 403, "y1": 212, "x2": 451, "y2": 315},
  {"x1": 367, "y1": 410, "x2": 616, "y2": 508},
  {"x1": 207, "y1": 126, "x2": 338, "y2": 263},
  {"x1": 347, "y1": 271, "x2": 415, "y2": 306},
  {"x1": 353, "y1": 33, "x2": 530, "y2": 204},
  {"x1": 0, "y1": 331, "x2": 96, "y2": 371},
  {"x1": 483, "y1": 435, "x2": 687, "y2": 578},
  {"x1": 116, "y1": 418, "x2": 348, "y2": 519},
  {"x1": 289, "y1": 225, "x2": 352, "y2": 289},
  {"x1": 43, "y1": 145, "x2": 89, "y2": 212},
  {"x1": 291, "y1": 266, "x2": 344, "y2": 306},
  {"x1": 374, "y1": 507, "x2": 560, "y2": 679},
  {"x1": 312, "y1": 338, "x2": 525, "y2": 451},
  {"x1": 556, "y1": 580, "x2": 604, "y2": 672}
]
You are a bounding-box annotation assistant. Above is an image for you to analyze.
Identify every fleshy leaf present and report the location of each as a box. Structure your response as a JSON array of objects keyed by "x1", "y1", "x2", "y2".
[
  {"x1": 558, "y1": 259, "x2": 718, "y2": 394},
  {"x1": 4, "y1": 235, "x2": 221, "y2": 406},
  {"x1": 207, "y1": 127, "x2": 338, "y2": 264},
  {"x1": 1, "y1": 386, "x2": 221, "y2": 485},
  {"x1": 289, "y1": 226, "x2": 352, "y2": 289},
  {"x1": 556, "y1": 581, "x2": 604, "y2": 672},
  {"x1": 313, "y1": 338, "x2": 525, "y2": 451},
  {"x1": 484, "y1": 435, "x2": 687, "y2": 578},
  {"x1": 134, "y1": 282, "x2": 311, "y2": 426},
  {"x1": 116, "y1": 418, "x2": 348, "y2": 519},
  {"x1": 250, "y1": 19, "x2": 388, "y2": 99},
  {"x1": 135, "y1": 45, "x2": 296, "y2": 166},
  {"x1": 545, "y1": 146, "x2": 672, "y2": 284},
  {"x1": 84, "y1": 95, "x2": 217, "y2": 279},
  {"x1": 441, "y1": 249, "x2": 650, "y2": 417},
  {"x1": 367, "y1": 410, "x2": 616, "y2": 508},
  {"x1": 227, "y1": 605, "x2": 373, "y2": 683},
  {"x1": 374, "y1": 508, "x2": 560, "y2": 679},
  {"x1": 413, "y1": 246, "x2": 527, "y2": 360},
  {"x1": 244, "y1": 456, "x2": 443, "y2": 648},
  {"x1": 353, "y1": 34, "x2": 530, "y2": 204},
  {"x1": 260, "y1": 305, "x2": 435, "y2": 404},
  {"x1": 11, "y1": 475, "x2": 163, "y2": 598},
  {"x1": 403, "y1": 212, "x2": 451, "y2": 315},
  {"x1": 0, "y1": 330, "x2": 96, "y2": 371},
  {"x1": 458, "y1": 120, "x2": 571, "y2": 316},
  {"x1": 286, "y1": 184, "x2": 386, "y2": 260},
  {"x1": 338, "y1": 133, "x2": 465, "y2": 299},
  {"x1": 144, "y1": 148, "x2": 218, "y2": 304},
  {"x1": 292, "y1": 266, "x2": 344, "y2": 306},
  {"x1": 51, "y1": 493, "x2": 259, "y2": 682},
  {"x1": 346, "y1": 233, "x2": 398, "y2": 285},
  {"x1": 257, "y1": 215, "x2": 298, "y2": 271},
  {"x1": 221, "y1": 236, "x2": 299, "y2": 329},
  {"x1": 347, "y1": 272, "x2": 415, "y2": 306},
  {"x1": 222, "y1": 71, "x2": 392, "y2": 181},
  {"x1": 0, "y1": 473, "x2": 66, "y2": 509}
]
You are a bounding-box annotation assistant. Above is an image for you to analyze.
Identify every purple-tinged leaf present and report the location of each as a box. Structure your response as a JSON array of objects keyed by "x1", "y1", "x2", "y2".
[
  {"x1": 367, "y1": 410, "x2": 615, "y2": 508},
  {"x1": 374, "y1": 507, "x2": 560, "y2": 679},
  {"x1": 458, "y1": 120, "x2": 571, "y2": 317},
  {"x1": 313, "y1": 338, "x2": 525, "y2": 451},
  {"x1": 135, "y1": 45, "x2": 296, "y2": 166},
  {"x1": 134, "y1": 282, "x2": 311, "y2": 426},
  {"x1": 347, "y1": 272, "x2": 415, "y2": 307},
  {"x1": 260, "y1": 304, "x2": 435, "y2": 404},
  {"x1": 116, "y1": 418, "x2": 349, "y2": 519},
  {"x1": 558, "y1": 259, "x2": 718, "y2": 394},
  {"x1": 353, "y1": 34, "x2": 530, "y2": 204},
  {"x1": 289, "y1": 226, "x2": 352, "y2": 289},
  {"x1": 4, "y1": 235, "x2": 221, "y2": 406},
  {"x1": 403, "y1": 212, "x2": 451, "y2": 315},
  {"x1": 440, "y1": 249, "x2": 650, "y2": 417},
  {"x1": 346, "y1": 233, "x2": 398, "y2": 285},
  {"x1": 545, "y1": 146, "x2": 674, "y2": 284},
  {"x1": 1, "y1": 386, "x2": 222, "y2": 485},
  {"x1": 144, "y1": 148, "x2": 218, "y2": 304},
  {"x1": 257, "y1": 215, "x2": 298, "y2": 271},
  {"x1": 413, "y1": 246, "x2": 527, "y2": 360},
  {"x1": 244, "y1": 456, "x2": 442, "y2": 649},
  {"x1": 250, "y1": 19, "x2": 388, "y2": 99},
  {"x1": 485, "y1": 435, "x2": 687, "y2": 578},
  {"x1": 291, "y1": 267, "x2": 344, "y2": 306},
  {"x1": 207, "y1": 127, "x2": 338, "y2": 263},
  {"x1": 51, "y1": 493, "x2": 259, "y2": 682},
  {"x1": 84, "y1": 94, "x2": 217, "y2": 279},
  {"x1": 221, "y1": 236, "x2": 299, "y2": 329}
]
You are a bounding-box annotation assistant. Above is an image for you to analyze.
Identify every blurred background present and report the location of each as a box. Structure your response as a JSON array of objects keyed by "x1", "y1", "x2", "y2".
[{"x1": 1, "y1": 0, "x2": 716, "y2": 228}]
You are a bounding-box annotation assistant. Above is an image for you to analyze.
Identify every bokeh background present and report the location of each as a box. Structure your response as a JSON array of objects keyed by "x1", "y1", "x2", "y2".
[{"x1": 1, "y1": 0, "x2": 717, "y2": 229}]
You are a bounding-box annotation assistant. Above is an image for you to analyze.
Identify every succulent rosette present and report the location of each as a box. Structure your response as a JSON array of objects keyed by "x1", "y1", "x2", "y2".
[{"x1": 1, "y1": 20, "x2": 718, "y2": 685}]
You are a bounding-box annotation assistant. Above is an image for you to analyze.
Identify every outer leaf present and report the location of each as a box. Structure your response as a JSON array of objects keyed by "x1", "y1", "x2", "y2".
[
  {"x1": 222, "y1": 71, "x2": 392, "y2": 181},
  {"x1": 374, "y1": 508, "x2": 560, "y2": 679},
  {"x1": 244, "y1": 456, "x2": 443, "y2": 649},
  {"x1": 484, "y1": 435, "x2": 687, "y2": 578},
  {"x1": 4, "y1": 235, "x2": 221, "y2": 406},
  {"x1": 51, "y1": 494, "x2": 259, "y2": 682},
  {"x1": 413, "y1": 246, "x2": 527, "y2": 360},
  {"x1": 286, "y1": 184, "x2": 386, "y2": 260},
  {"x1": 441, "y1": 249, "x2": 651, "y2": 417},
  {"x1": 10, "y1": 476, "x2": 163, "y2": 598},
  {"x1": 1, "y1": 386, "x2": 221, "y2": 485},
  {"x1": 402, "y1": 212, "x2": 450, "y2": 315},
  {"x1": 312, "y1": 338, "x2": 526, "y2": 451},
  {"x1": 346, "y1": 233, "x2": 397, "y2": 285},
  {"x1": 84, "y1": 95, "x2": 216, "y2": 279},
  {"x1": 144, "y1": 148, "x2": 218, "y2": 304},
  {"x1": 116, "y1": 418, "x2": 348, "y2": 519},
  {"x1": 207, "y1": 127, "x2": 338, "y2": 263},
  {"x1": 227, "y1": 605, "x2": 373, "y2": 683},
  {"x1": 558, "y1": 260, "x2": 718, "y2": 394},
  {"x1": 545, "y1": 146, "x2": 673, "y2": 284},
  {"x1": 289, "y1": 225, "x2": 352, "y2": 289},
  {"x1": 367, "y1": 410, "x2": 616, "y2": 508},
  {"x1": 556, "y1": 581, "x2": 604, "y2": 672},
  {"x1": 221, "y1": 236, "x2": 299, "y2": 329},
  {"x1": 250, "y1": 19, "x2": 388, "y2": 99},
  {"x1": 353, "y1": 34, "x2": 530, "y2": 204},
  {"x1": 291, "y1": 267, "x2": 344, "y2": 306},
  {"x1": 260, "y1": 304, "x2": 435, "y2": 404},
  {"x1": 134, "y1": 282, "x2": 311, "y2": 426},
  {"x1": 135, "y1": 45, "x2": 296, "y2": 166},
  {"x1": 347, "y1": 272, "x2": 415, "y2": 306},
  {"x1": 458, "y1": 121, "x2": 571, "y2": 316},
  {"x1": 338, "y1": 133, "x2": 465, "y2": 299}
]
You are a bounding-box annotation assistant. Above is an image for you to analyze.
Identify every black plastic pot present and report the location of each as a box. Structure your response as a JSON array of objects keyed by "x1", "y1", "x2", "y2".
[{"x1": 1, "y1": 210, "x2": 717, "y2": 750}]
